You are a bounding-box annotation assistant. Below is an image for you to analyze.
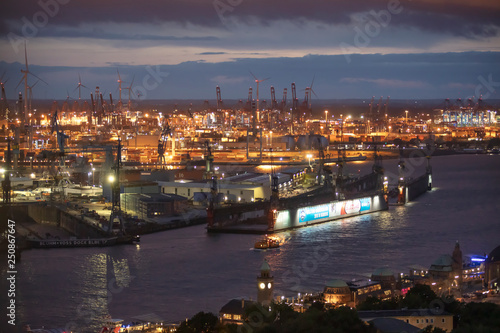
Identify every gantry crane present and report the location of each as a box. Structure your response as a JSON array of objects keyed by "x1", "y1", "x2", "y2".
[
  {"x1": 50, "y1": 108, "x2": 70, "y2": 199},
  {"x1": 158, "y1": 114, "x2": 173, "y2": 165},
  {"x1": 51, "y1": 109, "x2": 69, "y2": 167},
  {"x1": 2, "y1": 139, "x2": 12, "y2": 203}
]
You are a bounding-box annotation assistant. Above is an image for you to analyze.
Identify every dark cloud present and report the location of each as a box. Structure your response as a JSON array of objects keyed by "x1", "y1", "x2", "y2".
[
  {"x1": 32, "y1": 29, "x2": 220, "y2": 41},
  {"x1": 1, "y1": 52, "x2": 499, "y2": 100},
  {"x1": 197, "y1": 52, "x2": 227, "y2": 55},
  {"x1": 1, "y1": 0, "x2": 499, "y2": 39}
]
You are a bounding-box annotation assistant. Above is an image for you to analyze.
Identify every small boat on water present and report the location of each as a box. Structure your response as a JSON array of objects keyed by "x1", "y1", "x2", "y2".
[{"x1": 254, "y1": 236, "x2": 280, "y2": 249}]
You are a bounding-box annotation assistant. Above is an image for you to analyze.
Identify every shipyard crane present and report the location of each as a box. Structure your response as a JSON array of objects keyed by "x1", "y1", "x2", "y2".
[
  {"x1": 109, "y1": 139, "x2": 126, "y2": 235},
  {"x1": 116, "y1": 70, "x2": 123, "y2": 107},
  {"x1": 216, "y1": 86, "x2": 223, "y2": 111},
  {"x1": 1, "y1": 73, "x2": 10, "y2": 120},
  {"x1": 244, "y1": 87, "x2": 253, "y2": 111},
  {"x1": 376, "y1": 96, "x2": 383, "y2": 119},
  {"x1": 51, "y1": 108, "x2": 69, "y2": 165},
  {"x1": 397, "y1": 147, "x2": 407, "y2": 204},
  {"x1": 89, "y1": 92, "x2": 95, "y2": 126},
  {"x1": 50, "y1": 108, "x2": 71, "y2": 199},
  {"x1": 317, "y1": 138, "x2": 325, "y2": 186},
  {"x1": 2, "y1": 139, "x2": 12, "y2": 203},
  {"x1": 186, "y1": 104, "x2": 194, "y2": 118},
  {"x1": 204, "y1": 140, "x2": 216, "y2": 177},
  {"x1": 368, "y1": 96, "x2": 375, "y2": 117},
  {"x1": 158, "y1": 114, "x2": 173, "y2": 165},
  {"x1": 291, "y1": 82, "x2": 298, "y2": 132},
  {"x1": 249, "y1": 72, "x2": 270, "y2": 134},
  {"x1": 335, "y1": 148, "x2": 347, "y2": 199}
]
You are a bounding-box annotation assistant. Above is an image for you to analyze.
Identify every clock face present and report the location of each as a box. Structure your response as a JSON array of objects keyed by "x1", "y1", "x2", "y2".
[
  {"x1": 260, "y1": 282, "x2": 265, "y2": 289},
  {"x1": 267, "y1": 283, "x2": 272, "y2": 289}
]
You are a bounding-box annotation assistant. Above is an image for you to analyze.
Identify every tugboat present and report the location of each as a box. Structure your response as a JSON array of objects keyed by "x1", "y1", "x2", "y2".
[{"x1": 254, "y1": 236, "x2": 280, "y2": 249}]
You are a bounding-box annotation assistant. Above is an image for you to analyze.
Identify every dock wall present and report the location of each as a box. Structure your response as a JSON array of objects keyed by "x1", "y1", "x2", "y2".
[
  {"x1": 28, "y1": 204, "x2": 59, "y2": 225},
  {"x1": 27, "y1": 203, "x2": 106, "y2": 238},
  {"x1": 59, "y1": 210, "x2": 107, "y2": 238},
  {"x1": 406, "y1": 173, "x2": 431, "y2": 202}
]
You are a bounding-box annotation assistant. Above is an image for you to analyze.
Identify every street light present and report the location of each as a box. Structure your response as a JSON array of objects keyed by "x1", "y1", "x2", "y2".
[
  {"x1": 108, "y1": 174, "x2": 115, "y2": 183},
  {"x1": 307, "y1": 154, "x2": 312, "y2": 168}
]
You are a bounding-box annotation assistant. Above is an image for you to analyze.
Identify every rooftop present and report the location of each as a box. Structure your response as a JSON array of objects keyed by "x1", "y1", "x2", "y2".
[
  {"x1": 326, "y1": 279, "x2": 348, "y2": 288},
  {"x1": 430, "y1": 254, "x2": 454, "y2": 269},
  {"x1": 358, "y1": 309, "x2": 452, "y2": 319},
  {"x1": 487, "y1": 245, "x2": 500, "y2": 263},
  {"x1": 219, "y1": 299, "x2": 255, "y2": 316},
  {"x1": 372, "y1": 267, "x2": 394, "y2": 277},
  {"x1": 368, "y1": 317, "x2": 420, "y2": 333}
]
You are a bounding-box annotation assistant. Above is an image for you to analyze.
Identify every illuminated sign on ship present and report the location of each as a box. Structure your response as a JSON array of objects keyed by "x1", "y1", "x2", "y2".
[
  {"x1": 273, "y1": 196, "x2": 382, "y2": 230},
  {"x1": 296, "y1": 197, "x2": 372, "y2": 224}
]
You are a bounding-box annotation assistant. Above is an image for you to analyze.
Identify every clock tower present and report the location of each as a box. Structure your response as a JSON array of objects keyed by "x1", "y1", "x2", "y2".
[{"x1": 257, "y1": 260, "x2": 274, "y2": 306}]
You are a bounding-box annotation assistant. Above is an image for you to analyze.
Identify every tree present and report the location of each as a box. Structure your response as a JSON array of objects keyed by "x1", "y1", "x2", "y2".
[
  {"x1": 421, "y1": 325, "x2": 446, "y2": 333},
  {"x1": 357, "y1": 297, "x2": 401, "y2": 311},
  {"x1": 357, "y1": 296, "x2": 381, "y2": 310},
  {"x1": 402, "y1": 284, "x2": 437, "y2": 309},
  {"x1": 454, "y1": 302, "x2": 500, "y2": 333},
  {"x1": 261, "y1": 306, "x2": 376, "y2": 333},
  {"x1": 177, "y1": 311, "x2": 218, "y2": 333}
]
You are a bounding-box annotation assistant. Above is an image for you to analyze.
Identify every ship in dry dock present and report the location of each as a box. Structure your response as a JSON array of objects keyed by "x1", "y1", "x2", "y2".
[{"x1": 206, "y1": 147, "x2": 398, "y2": 234}]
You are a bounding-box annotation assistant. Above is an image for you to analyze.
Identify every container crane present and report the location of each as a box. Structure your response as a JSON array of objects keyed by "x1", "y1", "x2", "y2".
[
  {"x1": 270, "y1": 86, "x2": 278, "y2": 110},
  {"x1": 246, "y1": 87, "x2": 253, "y2": 110},
  {"x1": 216, "y1": 86, "x2": 223, "y2": 111},
  {"x1": 281, "y1": 88, "x2": 287, "y2": 112}
]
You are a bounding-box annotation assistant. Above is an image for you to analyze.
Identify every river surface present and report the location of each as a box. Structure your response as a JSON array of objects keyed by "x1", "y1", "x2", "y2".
[{"x1": 1, "y1": 154, "x2": 500, "y2": 332}]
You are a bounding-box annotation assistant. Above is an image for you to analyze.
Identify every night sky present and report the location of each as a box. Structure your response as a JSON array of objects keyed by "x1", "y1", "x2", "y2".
[{"x1": 1, "y1": 0, "x2": 499, "y2": 100}]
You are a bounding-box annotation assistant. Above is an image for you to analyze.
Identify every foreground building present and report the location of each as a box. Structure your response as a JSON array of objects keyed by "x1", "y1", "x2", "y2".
[
  {"x1": 358, "y1": 309, "x2": 454, "y2": 332},
  {"x1": 486, "y1": 245, "x2": 500, "y2": 291}
]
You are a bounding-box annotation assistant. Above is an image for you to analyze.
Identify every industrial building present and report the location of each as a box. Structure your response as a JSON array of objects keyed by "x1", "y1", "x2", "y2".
[{"x1": 121, "y1": 193, "x2": 188, "y2": 219}]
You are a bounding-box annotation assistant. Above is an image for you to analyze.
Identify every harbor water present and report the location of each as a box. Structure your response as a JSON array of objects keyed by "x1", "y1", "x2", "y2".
[{"x1": 2, "y1": 154, "x2": 500, "y2": 332}]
